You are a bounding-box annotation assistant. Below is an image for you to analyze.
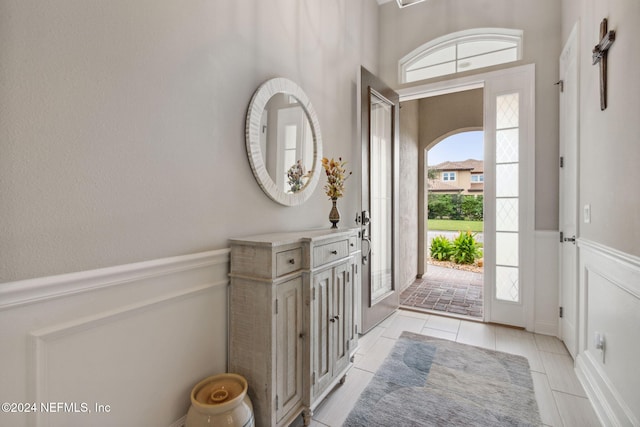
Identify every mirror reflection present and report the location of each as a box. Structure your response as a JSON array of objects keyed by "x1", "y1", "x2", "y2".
[{"x1": 260, "y1": 94, "x2": 314, "y2": 194}]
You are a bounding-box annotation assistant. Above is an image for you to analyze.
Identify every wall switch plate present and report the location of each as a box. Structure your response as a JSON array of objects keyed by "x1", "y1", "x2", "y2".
[
  {"x1": 594, "y1": 331, "x2": 605, "y2": 363},
  {"x1": 584, "y1": 204, "x2": 591, "y2": 223}
]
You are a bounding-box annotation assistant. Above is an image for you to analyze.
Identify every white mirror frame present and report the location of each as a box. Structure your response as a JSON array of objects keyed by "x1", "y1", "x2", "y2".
[{"x1": 245, "y1": 77, "x2": 322, "y2": 206}]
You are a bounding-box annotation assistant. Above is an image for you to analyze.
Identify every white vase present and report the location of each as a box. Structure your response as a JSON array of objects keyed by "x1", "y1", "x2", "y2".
[{"x1": 185, "y1": 373, "x2": 254, "y2": 427}]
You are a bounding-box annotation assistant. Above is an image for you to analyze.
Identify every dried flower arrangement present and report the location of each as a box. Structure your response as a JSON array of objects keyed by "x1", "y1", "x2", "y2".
[{"x1": 321, "y1": 157, "x2": 352, "y2": 199}]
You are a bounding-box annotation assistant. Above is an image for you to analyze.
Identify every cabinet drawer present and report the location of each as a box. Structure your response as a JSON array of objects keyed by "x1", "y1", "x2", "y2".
[
  {"x1": 276, "y1": 248, "x2": 302, "y2": 277},
  {"x1": 348, "y1": 236, "x2": 358, "y2": 253},
  {"x1": 313, "y1": 240, "x2": 349, "y2": 268}
]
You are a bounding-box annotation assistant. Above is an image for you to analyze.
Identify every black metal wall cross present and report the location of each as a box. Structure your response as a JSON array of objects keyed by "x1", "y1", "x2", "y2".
[{"x1": 592, "y1": 18, "x2": 616, "y2": 110}]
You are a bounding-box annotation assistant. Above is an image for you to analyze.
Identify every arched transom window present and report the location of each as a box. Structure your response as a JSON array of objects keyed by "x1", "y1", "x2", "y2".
[{"x1": 399, "y1": 28, "x2": 523, "y2": 84}]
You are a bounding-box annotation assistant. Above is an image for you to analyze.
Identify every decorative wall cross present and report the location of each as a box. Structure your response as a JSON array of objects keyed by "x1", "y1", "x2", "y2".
[{"x1": 592, "y1": 18, "x2": 616, "y2": 110}]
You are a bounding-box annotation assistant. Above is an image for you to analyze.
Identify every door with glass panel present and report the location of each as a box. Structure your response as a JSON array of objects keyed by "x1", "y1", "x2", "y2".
[
  {"x1": 360, "y1": 67, "x2": 400, "y2": 333},
  {"x1": 484, "y1": 65, "x2": 535, "y2": 328}
]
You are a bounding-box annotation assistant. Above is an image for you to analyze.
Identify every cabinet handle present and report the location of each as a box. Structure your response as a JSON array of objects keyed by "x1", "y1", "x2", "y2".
[
  {"x1": 329, "y1": 317, "x2": 336, "y2": 323},
  {"x1": 330, "y1": 250, "x2": 338, "y2": 255},
  {"x1": 334, "y1": 315, "x2": 340, "y2": 320},
  {"x1": 288, "y1": 258, "x2": 295, "y2": 264}
]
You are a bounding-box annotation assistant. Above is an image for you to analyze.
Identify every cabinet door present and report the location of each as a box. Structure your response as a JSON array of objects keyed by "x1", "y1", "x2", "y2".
[
  {"x1": 276, "y1": 277, "x2": 303, "y2": 422},
  {"x1": 332, "y1": 263, "x2": 350, "y2": 375},
  {"x1": 312, "y1": 268, "x2": 333, "y2": 396}
]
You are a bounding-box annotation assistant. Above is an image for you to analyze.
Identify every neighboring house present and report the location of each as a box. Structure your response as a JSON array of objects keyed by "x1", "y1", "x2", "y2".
[{"x1": 428, "y1": 159, "x2": 484, "y2": 195}]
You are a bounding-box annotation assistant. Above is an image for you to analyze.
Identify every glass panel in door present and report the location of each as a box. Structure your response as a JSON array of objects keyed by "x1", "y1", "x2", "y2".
[{"x1": 370, "y1": 90, "x2": 394, "y2": 303}]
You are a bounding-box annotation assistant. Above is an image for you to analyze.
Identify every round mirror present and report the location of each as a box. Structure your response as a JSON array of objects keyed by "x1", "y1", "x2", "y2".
[{"x1": 245, "y1": 78, "x2": 322, "y2": 206}]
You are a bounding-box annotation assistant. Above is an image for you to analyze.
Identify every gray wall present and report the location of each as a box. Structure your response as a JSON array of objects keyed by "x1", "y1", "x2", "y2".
[
  {"x1": 561, "y1": 0, "x2": 640, "y2": 257},
  {"x1": 378, "y1": 0, "x2": 562, "y2": 231},
  {"x1": 0, "y1": 0, "x2": 379, "y2": 282},
  {"x1": 398, "y1": 100, "x2": 420, "y2": 289},
  {"x1": 419, "y1": 89, "x2": 484, "y2": 151}
]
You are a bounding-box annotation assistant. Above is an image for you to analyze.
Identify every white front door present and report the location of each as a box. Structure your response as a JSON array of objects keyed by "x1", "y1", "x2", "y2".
[
  {"x1": 559, "y1": 24, "x2": 580, "y2": 358},
  {"x1": 483, "y1": 65, "x2": 535, "y2": 328}
]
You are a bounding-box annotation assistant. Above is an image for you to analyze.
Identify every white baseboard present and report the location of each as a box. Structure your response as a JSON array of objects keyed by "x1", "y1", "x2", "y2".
[
  {"x1": 576, "y1": 351, "x2": 639, "y2": 427},
  {"x1": 534, "y1": 320, "x2": 558, "y2": 336}
]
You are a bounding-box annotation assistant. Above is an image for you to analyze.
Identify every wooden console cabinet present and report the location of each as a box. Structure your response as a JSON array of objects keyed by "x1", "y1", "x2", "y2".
[{"x1": 229, "y1": 229, "x2": 361, "y2": 427}]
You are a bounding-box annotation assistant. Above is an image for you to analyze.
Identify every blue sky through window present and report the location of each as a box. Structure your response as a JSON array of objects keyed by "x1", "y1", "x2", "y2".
[{"x1": 428, "y1": 131, "x2": 483, "y2": 165}]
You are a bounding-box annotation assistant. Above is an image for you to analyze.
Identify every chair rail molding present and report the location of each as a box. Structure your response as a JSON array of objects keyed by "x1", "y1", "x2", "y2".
[{"x1": 0, "y1": 249, "x2": 230, "y2": 310}]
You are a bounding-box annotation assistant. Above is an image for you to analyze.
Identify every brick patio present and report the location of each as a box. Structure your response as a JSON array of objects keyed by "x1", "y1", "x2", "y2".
[{"x1": 400, "y1": 264, "x2": 483, "y2": 318}]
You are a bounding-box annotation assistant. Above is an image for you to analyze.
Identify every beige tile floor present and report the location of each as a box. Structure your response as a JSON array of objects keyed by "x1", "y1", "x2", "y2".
[{"x1": 294, "y1": 309, "x2": 601, "y2": 427}]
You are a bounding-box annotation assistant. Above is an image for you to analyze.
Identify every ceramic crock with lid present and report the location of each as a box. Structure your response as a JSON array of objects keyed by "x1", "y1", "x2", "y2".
[{"x1": 185, "y1": 373, "x2": 254, "y2": 427}]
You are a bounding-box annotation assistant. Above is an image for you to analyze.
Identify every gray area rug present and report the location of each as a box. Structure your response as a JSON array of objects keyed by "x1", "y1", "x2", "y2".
[{"x1": 344, "y1": 332, "x2": 541, "y2": 426}]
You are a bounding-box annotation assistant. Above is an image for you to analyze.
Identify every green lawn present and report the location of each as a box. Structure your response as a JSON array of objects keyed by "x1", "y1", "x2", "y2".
[{"x1": 428, "y1": 219, "x2": 484, "y2": 233}]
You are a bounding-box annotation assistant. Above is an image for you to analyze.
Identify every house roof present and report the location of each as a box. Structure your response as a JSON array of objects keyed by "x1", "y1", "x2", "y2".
[
  {"x1": 430, "y1": 159, "x2": 484, "y2": 173},
  {"x1": 427, "y1": 179, "x2": 463, "y2": 192}
]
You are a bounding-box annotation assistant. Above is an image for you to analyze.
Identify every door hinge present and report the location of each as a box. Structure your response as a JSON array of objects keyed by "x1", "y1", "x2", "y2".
[
  {"x1": 555, "y1": 80, "x2": 564, "y2": 92},
  {"x1": 276, "y1": 395, "x2": 279, "y2": 410},
  {"x1": 312, "y1": 372, "x2": 316, "y2": 385},
  {"x1": 312, "y1": 287, "x2": 316, "y2": 301},
  {"x1": 559, "y1": 306, "x2": 564, "y2": 318},
  {"x1": 560, "y1": 231, "x2": 564, "y2": 243},
  {"x1": 275, "y1": 299, "x2": 278, "y2": 314},
  {"x1": 560, "y1": 156, "x2": 564, "y2": 168},
  {"x1": 347, "y1": 340, "x2": 350, "y2": 351}
]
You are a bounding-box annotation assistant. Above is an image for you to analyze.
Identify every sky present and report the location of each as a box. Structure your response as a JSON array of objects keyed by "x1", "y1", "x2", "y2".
[{"x1": 427, "y1": 131, "x2": 483, "y2": 165}]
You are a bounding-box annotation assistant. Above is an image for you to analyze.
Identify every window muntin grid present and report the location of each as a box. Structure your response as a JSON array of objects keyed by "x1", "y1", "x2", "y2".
[
  {"x1": 400, "y1": 29, "x2": 523, "y2": 84},
  {"x1": 495, "y1": 92, "x2": 520, "y2": 303}
]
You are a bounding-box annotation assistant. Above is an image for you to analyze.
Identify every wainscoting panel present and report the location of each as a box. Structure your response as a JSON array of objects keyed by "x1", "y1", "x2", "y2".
[
  {"x1": 576, "y1": 240, "x2": 640, "y2": 427},
  {"x1": 0, "y1": 250, "x2": 230, "y2": 427},
  {"x1": 534, "y1": 231, "x2": 559, "y2": 336}
]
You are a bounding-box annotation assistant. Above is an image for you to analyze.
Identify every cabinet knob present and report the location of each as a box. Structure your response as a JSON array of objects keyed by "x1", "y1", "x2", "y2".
[
  {"x1": 288, "y1": 258, "x2": 295, "y2": 264},
  {"x1": 330, "y1": 250, "x2": 338, "y2": 255},
  {"x1": 329, "y1": 318, "x2": 336, "y2": 323}
]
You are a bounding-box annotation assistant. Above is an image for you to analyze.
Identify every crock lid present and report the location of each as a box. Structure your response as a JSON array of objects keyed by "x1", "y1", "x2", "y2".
[{"x1": 191, "y1": 373, "x2": 247, "y2": 408}]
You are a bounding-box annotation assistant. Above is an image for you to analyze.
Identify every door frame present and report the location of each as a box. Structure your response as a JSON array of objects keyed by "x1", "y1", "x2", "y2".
[{"x1": 397, "y1": 64, "x2": 536, "y2": 330}]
